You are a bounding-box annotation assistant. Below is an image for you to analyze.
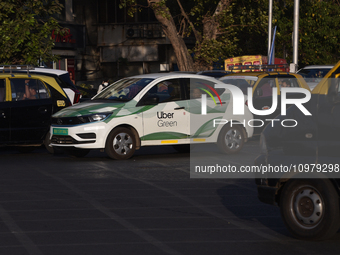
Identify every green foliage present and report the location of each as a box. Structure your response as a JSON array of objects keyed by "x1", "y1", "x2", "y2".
[
  {"x1": 0, "y1": 0, "x2": 63, "y2": 65},
  {"x1": 121, "y1": 0, "x2": 340, "y2": 69},
  {"x1": 274, "y1": 0, "x2": 340, "y2": 66}
]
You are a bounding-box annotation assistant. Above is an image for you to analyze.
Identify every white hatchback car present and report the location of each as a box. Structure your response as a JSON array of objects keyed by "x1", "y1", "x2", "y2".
[{"x1": 50, "y1": 73, "x2": 253, "y2": 159}]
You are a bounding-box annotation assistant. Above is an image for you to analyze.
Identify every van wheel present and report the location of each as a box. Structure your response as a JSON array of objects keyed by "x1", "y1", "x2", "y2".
[
  {"x1": 280, "y1": 179, "x2": 340, "y2": 240},
  {"x1": 105, "y1": 127, "x2": 136, "y2": 160},
  {"x1": 217, "y1": 125, "x2": 244, "y2": 154}
]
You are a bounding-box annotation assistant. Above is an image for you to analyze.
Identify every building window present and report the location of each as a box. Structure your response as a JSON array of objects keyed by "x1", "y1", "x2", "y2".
[{"x1": 97, "y1": 0, "x2": 157, "y2": 24}]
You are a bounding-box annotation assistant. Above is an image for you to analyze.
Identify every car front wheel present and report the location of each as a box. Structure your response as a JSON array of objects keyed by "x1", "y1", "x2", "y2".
[
  {"x1": 217, "y1": 125, "x2": 245, "y2": 154},
  {"x1": 280, "y1": 179, "x2": 340, "y2": 240},
  {"x1": 105, "y1": 127, "x2": 136, "y2": 160}
]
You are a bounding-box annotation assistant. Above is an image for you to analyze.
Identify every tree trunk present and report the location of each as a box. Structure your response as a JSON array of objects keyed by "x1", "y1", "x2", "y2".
[{"x1": 148, "y1": 0, "x2": 195, "y2": 71}]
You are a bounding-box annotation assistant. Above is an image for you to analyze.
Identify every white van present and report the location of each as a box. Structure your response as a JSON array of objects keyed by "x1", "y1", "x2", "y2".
[{"x1": 50, "y1": 73, "x2": 253, "y2": 159}]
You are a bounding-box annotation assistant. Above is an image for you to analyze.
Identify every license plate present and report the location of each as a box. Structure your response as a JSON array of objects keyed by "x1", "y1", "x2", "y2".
[{"x1": 53, "y1": 128, "x2": 68, "y2": 135}]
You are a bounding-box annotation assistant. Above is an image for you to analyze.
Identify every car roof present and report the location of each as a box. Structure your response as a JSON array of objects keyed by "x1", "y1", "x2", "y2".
[
  {"x1": 298, "y1": 65, "x2": 334, "y2": 70},
  {"x1": 221, "y1": 71, "x2": 294, "y2": 77},
  {"x1": 0, "y1": 66, "x2": 68, "y2": 76},
  {"x1": 128, "y1": 72, "x2": 220, "y2": 81}
]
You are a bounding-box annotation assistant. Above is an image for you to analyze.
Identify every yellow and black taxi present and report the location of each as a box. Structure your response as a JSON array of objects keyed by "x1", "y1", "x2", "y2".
[
  {"x1": 254, "y1": 61, "x2": 340, "y2": 240},
  {"x1": 0, "y1": 66, "x2": 72, "y2": 153},
  {"x1": 219, "y1": 65, "x2": 310, "y2": 134}
]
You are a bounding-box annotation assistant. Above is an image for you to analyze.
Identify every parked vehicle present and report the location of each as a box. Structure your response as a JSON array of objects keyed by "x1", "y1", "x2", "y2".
[
  {"x1": 219, "y1": 65, "x2": 310, "y2": 134},
  {"x1": 50, "y1": 73, "x2": 254, "y2": 159},
  {"x1": 296, "y1": 65, "x2": 334, "y2": 90},
  {"x1": 0, "y1": 69, "x2": 72, "y2": 153},
  {"x1": 0, "y1": 66, "x2": 81, "y2": 104},
  {"x1": 255, "y1": 62, "x2": 340, "y2": 240}
]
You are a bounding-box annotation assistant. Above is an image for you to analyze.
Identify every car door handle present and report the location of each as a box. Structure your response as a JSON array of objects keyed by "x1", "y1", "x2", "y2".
[
  {"x1": 38, "y1": 107, "x2": 48, "y2": 114},
  {"x1": 174, "y1": 107, "x2": 185, "y2": 110}
]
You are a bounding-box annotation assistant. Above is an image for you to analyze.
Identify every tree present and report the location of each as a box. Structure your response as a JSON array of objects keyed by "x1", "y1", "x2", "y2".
[
  {"x1": 121, "y1": 0, "x2": 268, "y2": 71},
  {"x1": 274, "y1": 0, "x2": 340, "y2": 66},
  {"x1": 0, "y1": 0, "x2": 64, "y2": 65}
]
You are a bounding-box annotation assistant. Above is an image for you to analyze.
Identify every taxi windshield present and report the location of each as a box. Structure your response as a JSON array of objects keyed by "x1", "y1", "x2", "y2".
[{"x1": 93, "y1": 78, "x2": 154, "y2": 101}]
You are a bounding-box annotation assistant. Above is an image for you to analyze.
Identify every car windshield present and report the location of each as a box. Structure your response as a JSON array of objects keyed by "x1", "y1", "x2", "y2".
[
  {"x1": 297, "y1": 68, "x2": 332, "y2": 79},
  {"x1": 93, "y1": 78, "x2": 154, "y2": 101}
]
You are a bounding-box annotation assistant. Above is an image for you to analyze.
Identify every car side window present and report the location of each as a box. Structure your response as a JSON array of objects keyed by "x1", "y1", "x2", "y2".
[
  {"x1": 145, "y1": 79, "x2": 183, "y2": 104},
  {"x1": 254, "y1": 77, "x2": 276, "y2": 98},
  {"x1": 189, "y1": 78, "x2": 225, "y2": 99},
  {"x1": 278, "y1": 77, "x2": 299, "y2": 88},
  {"x1": 0, "y1": 79, "x2": 5, "y2": 102},
  {"x1": 10, "y1": 79, "x2": 50, "y2": 101}
]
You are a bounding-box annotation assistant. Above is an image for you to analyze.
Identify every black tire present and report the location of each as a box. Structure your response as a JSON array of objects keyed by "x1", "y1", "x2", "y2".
[
  {"x1": 105, "y1": 127, "x2": 136, "y2": 160},
  {"x1": 44, "y1": 131, "x2": 54, "y2": 154},
  {"x1": 217, "y1": 125, "x2": 245, "y2": 154},
  {"x1": 280, "y1": 179, "x2": 340, "y2": 240},
  {"x1": 172, "y1": 144, "x2": 190, "y2": 153},
  {"x1": 66, "y1": 148, "x2": 90, "y2": 158}
]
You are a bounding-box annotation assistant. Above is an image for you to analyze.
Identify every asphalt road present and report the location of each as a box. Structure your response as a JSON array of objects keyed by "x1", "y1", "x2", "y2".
[{"x1": 0, "y1": 140, "x2": 339, "y2": 255}]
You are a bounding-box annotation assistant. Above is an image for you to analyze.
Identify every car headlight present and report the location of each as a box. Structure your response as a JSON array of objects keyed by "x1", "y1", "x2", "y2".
[
  {"x1": 79, "y1": 112, "x2": 112, "y2": 123},
  {"x1": 260, "y1": 133, "x2": 268, "y2": 155}
]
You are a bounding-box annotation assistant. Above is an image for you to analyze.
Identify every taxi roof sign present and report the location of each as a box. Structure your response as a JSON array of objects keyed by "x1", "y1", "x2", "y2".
[{"x1": 228, "y1": 64, "x2": 289, "y2": 72}]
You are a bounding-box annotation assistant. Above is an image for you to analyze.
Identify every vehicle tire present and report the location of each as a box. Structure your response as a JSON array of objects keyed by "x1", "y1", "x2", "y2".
[
  {"x1": 44, "y1": 131, "x2": 54, "y2": 154},
  {"x1": 66, "y1": 148, "x2": 90, "y2": 158},
  {"x1": 105, "y1": 127, "x2": 136, "y2": 160},
  {"x1": 217, "y1": 125, "x2": 245, "y2": 154},
  {"x1": 280, "y1": 179, "x2": 340, "y2": 240},
  {"x1": 172, "y1": 144, "x2": 190, "y2": 153}
]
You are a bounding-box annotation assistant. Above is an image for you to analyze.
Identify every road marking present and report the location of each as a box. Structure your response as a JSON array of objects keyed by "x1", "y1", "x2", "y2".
[
  {"x1": 35, "y1": 168, "x2": 182, "y2": 255},
  {"x1": 100, "y1": 161, "x2": 284, "y2": 243},
  {"x1": 0, "y1": 204, "x2": 43, "y2": 255}
]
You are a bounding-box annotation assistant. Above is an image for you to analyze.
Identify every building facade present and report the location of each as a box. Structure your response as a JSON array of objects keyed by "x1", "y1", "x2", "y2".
[{"x1": 54, "y1": 0, "x2": 179, "y2": 87}]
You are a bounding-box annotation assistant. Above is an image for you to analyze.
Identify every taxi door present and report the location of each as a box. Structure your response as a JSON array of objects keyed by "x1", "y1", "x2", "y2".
[
  {"x1": 9, "y1": 78, "x2": 53, "y2": 142},
  {"x1": 0, "y1": 78, "x2": 10, "y2": 142},
  {"x1": 139, "y1": 78, "x2": 189, "y2": 144}
]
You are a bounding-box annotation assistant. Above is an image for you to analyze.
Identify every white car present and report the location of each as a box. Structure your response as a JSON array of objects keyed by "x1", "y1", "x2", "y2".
[
  {"x1": 50, "y1": 73, "x2": 254, "y2": 159},
  {"x1": 297, "y1": 65, "x2": 334, "y2": 90}
]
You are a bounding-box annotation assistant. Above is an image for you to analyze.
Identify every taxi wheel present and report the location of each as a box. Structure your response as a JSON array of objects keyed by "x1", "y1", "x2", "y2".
[
  {"x1": 217, "y1": 125, "x2": 244, "y2": 154},
  {"x1": 105, "y1": 127, "x2": 136, "y2": 160},
  {"x1": 44, "y1": 131, "x2": 54, "y2": 154},
  {"x1": 280, "y1": 179, "x2": 340, "y2": 240}
]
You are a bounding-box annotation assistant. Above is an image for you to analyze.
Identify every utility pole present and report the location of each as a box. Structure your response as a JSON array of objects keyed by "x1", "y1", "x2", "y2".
[
  {"x1": 291, "y1": 0, "x2": 300, "y2": 73},
  {"x1": 268, "y1": 0, "x2": 273, "y2": 58}
]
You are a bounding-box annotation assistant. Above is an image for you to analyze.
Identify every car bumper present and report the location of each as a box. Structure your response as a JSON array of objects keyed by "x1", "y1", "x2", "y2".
[{"x1": 50, "y1": 122, "x2": 109, "y2": 149}]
